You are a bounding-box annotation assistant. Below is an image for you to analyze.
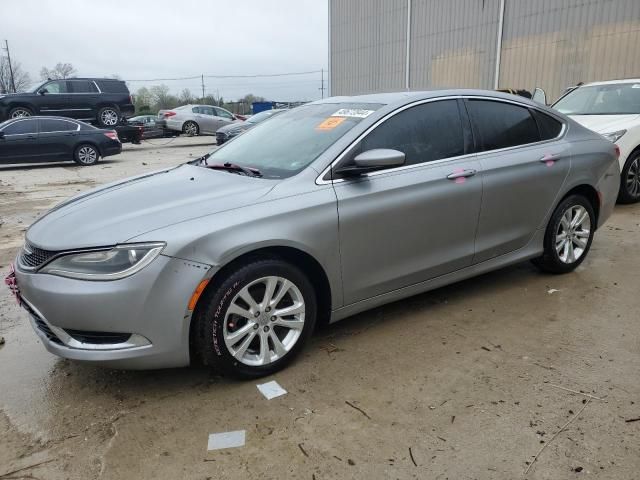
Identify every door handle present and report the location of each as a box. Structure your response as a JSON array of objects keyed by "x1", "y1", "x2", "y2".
[
  {"x1": 26, "y1": 135, "x2": 37, "y2": 140},
  {"x1": 539, "y1": 154, "x2": 560, "y2": 163},
  {"x1": 447, "y1": 169, "x2": 477, "y2": 180}
]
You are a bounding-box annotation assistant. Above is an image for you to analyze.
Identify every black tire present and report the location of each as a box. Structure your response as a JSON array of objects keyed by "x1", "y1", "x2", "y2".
[
  {"x1": 193, "y1": 258, "x2": 317, "y2": 378},
  {"x1": 617, "y1": 151, "x2": 640, "y2": 204},
  {"x1": 532, "y1": 194, "x2": 595, "y2": 274},
  {"x1": 9, "y1": 106, "x2": 33, "y2": 118},
  {"x1": 183, "y1": 121, "x2": 199, "y2": 136},
  {"x1": 97, "y1": 106, "x2": 120, "y2": 127},
  {"x1": 73, "y1": 144, "x2": 100, "y2": 166}
]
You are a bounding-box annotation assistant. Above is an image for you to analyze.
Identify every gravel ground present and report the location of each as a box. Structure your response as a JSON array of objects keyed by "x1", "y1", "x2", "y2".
[{"x1": 0, "y1": 136, "x2": 639, "y2": 479}]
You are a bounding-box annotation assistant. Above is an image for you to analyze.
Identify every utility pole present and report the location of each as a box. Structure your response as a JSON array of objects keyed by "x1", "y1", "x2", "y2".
[
  {"x1": 201, "y1": 74, "x2": 205, "y2": 100},
  {"x1": 319, "y1": 68, "x2": 326, "y2": 99},
  {"x1": 3, "y1": 40, "x2": 16, "y2": 93}
]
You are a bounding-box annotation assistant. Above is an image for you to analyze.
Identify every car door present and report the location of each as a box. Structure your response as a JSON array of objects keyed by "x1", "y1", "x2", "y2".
[
  {"x1": 464, "y1": 98, "x2": 570, "y2": 263},
  {"x1": 214, "y1": 107, "x2": 236, "y2": 129},
  {"x1": 66, "y1": 79, "x2": 99, "y2": 120},
  {"x1": 196, "y1": 106, "x2": 218, "y2": 134},
  {"x1": 0, "y1": 118, "x2": 40, "y2": 163},
  {"x1": 35, "y1": 80, "x2": 72, "y2": 116},
  {"x1": 333, "y1": 99, "x2": 483, "y2": 305},
  {"x1": 38, "y1": 118, "x2": 80, "y2": 159}
]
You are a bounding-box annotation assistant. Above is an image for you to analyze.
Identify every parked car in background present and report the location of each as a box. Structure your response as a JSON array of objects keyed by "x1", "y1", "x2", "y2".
[
  {"x1": 0, "y1": 78, "x2": 135, "y2": 128},
  {"x1": 157, "y1": 104, "x2": 240, "y2": 136},
  {"x1": 551, "y1": 78, "x2": 640, "y2": 203},
  {"x1": 215, "y1": 108, "x2": 285, "y2": 144},
  {"x1": 127, "y1": 115, "x2": 176, "y2": 140},
  {"x1": 8, "y1": 90, "x2": 619, "y2": 377},
  {"x1": 0, "y1": 116, "x2": 121, "y2": 166}
]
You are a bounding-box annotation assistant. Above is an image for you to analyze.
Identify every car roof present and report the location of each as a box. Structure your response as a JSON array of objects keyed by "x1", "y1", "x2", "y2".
[
  {"x1": 311, "y1": 88, "x2": 542, "y2": 109},
  {"x1": 577, "y1": 78, "x2": 640, "y2": 87}
]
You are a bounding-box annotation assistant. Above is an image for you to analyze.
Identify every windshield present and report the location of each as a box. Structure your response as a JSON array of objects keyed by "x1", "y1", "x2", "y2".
[
  {"x1": 205, "y1": 103, "x2": 383, "y2": 179},
  {"x1": 553, "y1": 83, "x2": 640, "y2": 115}
]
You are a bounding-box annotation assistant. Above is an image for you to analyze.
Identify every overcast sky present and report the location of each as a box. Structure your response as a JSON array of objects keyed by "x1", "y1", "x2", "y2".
[{"x1": 3, "y1": 0, "x2": 328, "y2": 101}]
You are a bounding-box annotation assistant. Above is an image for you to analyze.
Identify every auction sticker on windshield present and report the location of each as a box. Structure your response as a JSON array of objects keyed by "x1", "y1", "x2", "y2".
[
  {"x1": 331, "y1": 108, "x2": 375, "y2": 118},
  {"x1": 316, "y1": 116, "x2": 346, "y2": 130}
]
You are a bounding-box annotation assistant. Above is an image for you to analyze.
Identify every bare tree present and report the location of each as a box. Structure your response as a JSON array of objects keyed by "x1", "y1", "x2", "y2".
[
  {"x1": 149, "y1": 84, "x2": 178, "y2": 110},
  {"x1": 0, "y1": 57, "x2": 32, "y2": 93},
  {"x1": 40, "y1": 62, "x2": 76, "y2": 80},
  {"x1": 179, "y1": 88, "x2": 194, "y2": 104}
]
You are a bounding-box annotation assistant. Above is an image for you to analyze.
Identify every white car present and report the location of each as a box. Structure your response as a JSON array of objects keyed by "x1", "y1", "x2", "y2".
[
  {"x1": 157, "y1": 104, "x2": 240, "y2": 137},
  {"x1": 551, "y1": 79, "x2": 640, "y2": 203}
]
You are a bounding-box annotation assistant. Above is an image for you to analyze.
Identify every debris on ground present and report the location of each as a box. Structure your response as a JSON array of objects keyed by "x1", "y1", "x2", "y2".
[
  {"x1": 0, "y1": 336, "x2": 5, "y2": 346},
  {"x1": 624, "y1": 417, "x2": 640, "y2": 423},
  {"x1": 207, "y1": 430, "x2": 246, "y2": 451},
  {"x1": 256, "y1": 380, "x2": 287, "y2": 400},
  {"x1": 548, "y1": 288, "x2": 560, "y2": 294},
  {"x1": 345, "y1": 400, "x2": 371, "y2": 420}
]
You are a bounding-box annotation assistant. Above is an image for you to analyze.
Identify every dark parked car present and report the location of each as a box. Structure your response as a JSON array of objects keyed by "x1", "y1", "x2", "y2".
[
  {"x1": 0, "y1": 116, "x2": 121, "y2": 166},
  {"x1": 128, "y1": 115, "x2": 177, "y2": 139},
  {"x1": 215, "y1": 108, "x2": 286, "y2": 145},
  {"x1": 0, "y1": 78, "x2": 135, "y2": 128}
]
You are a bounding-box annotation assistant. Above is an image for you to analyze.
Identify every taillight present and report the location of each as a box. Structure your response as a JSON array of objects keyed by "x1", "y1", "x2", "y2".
[
  {"x1": 164, "y1": 111, "x2": 176, "y2": 118},
  {"x1": 104, "y1": 131, "x2": 119, "y2": 140},
  {"x1": 614, "y1": 145, "x2": 620, "y2": 159}
]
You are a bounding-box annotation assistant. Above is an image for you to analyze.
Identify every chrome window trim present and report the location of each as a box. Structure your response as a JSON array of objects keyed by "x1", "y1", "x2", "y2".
[
  {"x1": 2, "y1": 118, "x2": 38, "y2": 136},
  {"x1": 315, "y1": 95, "x2": 567, "y2": 185},
  {"x1": 39, "y1": 118, "x2": 81, "y2": 133}
]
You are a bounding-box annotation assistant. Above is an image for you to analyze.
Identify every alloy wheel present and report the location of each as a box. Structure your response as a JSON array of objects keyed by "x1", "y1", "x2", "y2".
[
  {"x1": 184, "y1": 122, "x2": 198, "y2": 136},
  {"x1": 625, "y1": 157, "x2": 640, "y2": 199},
  {"x1": 555, "y1": 205, "x2": 591, "y2": 264},
  {"x1": 10, "y1": 108, "x2": 31, "y2": 118},
  {"x1": 100, "y1": 109, "x2": 118, "y2": 126},
  {"x1": 223, "y1": 276, "x2": 305, "y2": 366},
  {"x1": 77, "y1": 146, "x2": 98, "y2": 164}
]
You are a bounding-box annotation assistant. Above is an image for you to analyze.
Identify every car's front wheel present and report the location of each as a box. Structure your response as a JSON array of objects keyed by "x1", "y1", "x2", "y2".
[
  {"x1": 9, "y1": 106, "x2": 33, "y2": 118},
  {"x1": 193, "y1": 258, "x2": 317, "y2": 378},
  {"x1": 74, "y1": 144, "x2": 100, "y2": 166},
  {"x1": 532, "y1": 194, "x2": 595, "y2": 274},
  {"x1": 183, "y1": 121, "x2": 199, "y2": 136},
  {"x1": 617, "y1": 151, "x2": 640, "y2": 204},
  {"x1": 97, "y1": 106, "x2": 120, "y2": 127}
]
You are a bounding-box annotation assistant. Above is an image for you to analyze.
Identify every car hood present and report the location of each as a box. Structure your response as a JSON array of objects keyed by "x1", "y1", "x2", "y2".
[
  {"x1": 26, "y1": 164, "x2": 276, "y2": 251},
  {"x1": 568, "y1": 114, "x2": 640, "y2": 133},
  {"x1": 217, "y1": 122, "x2": 247, "y2": 134}
]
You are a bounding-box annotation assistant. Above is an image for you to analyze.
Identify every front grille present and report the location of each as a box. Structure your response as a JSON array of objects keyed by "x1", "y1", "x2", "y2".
[
  {"x1": 64, "y1": 329, "x2": 131, "y2": 345},
  {"x1": 19, "y1": 242, "x2": 58, "y2": 270}
]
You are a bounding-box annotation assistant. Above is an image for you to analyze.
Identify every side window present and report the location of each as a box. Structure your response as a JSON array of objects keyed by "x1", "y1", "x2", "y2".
[
  {"x1": 201, "y1": 107, "x2": 215, "y2": 116},
  {"x1": 69, "y1": 80, "x2": 98, "y2": 93},
  {"x1": 531, "y1": 110, "x2": 563, "y2": 140},
  {"x1": 357, "y1": 100, "x2": 465, "y2": 166},
  {"x1": 191, "y1": 107, "x2": 201, "y2": 114},
  {"x1": 40, "y1": 119, "x2": 78, "y2": 132},
  {"x1": 3, "y1": 119, "x2": 38, "y2": 135},
  {"x1": 42, "y1": 80, "x2": 68, "y2": 94},
  {"x1": 466, "y1": 100, "x2": 539, "y2": 151},
  {"x1": 215, "y1": 108, "x2": 234, "y2": 120}
]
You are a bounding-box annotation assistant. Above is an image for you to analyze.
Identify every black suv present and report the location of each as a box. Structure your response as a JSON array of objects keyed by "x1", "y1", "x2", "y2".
[{"x1": 0, "y1": 78, "x2": 135, "y2": 127}]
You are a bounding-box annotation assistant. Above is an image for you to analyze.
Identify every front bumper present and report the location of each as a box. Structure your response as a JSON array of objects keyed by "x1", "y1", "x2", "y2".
[{"x1": 13, "y1": 254, "x2": 212, "y2": 369}]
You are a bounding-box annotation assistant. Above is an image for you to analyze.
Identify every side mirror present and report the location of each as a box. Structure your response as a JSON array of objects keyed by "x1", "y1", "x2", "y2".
[
  {"x1": 336, "y1": 148, "x2": 405, "y2": 176},
  {"x1": 532, "y1": 87, "x2": 547, "y2": 105},
  {"x1": 38, "y1": 88, "x2": 47, "y2": 95}
]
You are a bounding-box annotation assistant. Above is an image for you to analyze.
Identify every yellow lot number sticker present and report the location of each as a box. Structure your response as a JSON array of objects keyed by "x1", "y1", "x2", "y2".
[{"x1": 316, "y1": 116, "x2": 346, "y2": 131}]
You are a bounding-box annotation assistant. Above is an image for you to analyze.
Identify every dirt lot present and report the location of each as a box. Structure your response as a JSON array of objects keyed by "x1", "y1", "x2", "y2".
[{"x1": 0, "y1": 136, "x2": 639, "y2": 479}]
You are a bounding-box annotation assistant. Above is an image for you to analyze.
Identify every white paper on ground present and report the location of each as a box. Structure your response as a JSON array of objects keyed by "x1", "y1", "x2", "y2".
[
  {"x1": 256, "y1": 380, "x2": 287, "y2": 400},
  {"x1": 207, "y1": 430, "x2": 246, "y2": 450},
  {"x1": 547, "y1": 288, "x2": 560, "y2": 294}
]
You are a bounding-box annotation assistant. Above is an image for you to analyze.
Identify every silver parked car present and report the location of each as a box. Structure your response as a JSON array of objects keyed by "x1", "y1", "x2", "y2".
[
  {"x1": 157, "y1": 104, "x2": 239, "y2": 136},
  {"x1": 216, "y1": 108, "x2": 286, "y2": 145},
  {"x1": 7, "y1": 90, "x2": 620, "y2": 378}
]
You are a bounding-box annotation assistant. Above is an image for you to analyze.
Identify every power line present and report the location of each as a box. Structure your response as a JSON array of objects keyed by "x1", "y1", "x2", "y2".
[{"x1": 125, "y1": 69, "x2": 323, "y2": 82}]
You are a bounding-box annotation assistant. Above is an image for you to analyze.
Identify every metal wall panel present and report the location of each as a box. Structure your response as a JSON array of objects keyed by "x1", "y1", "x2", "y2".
[
  {"x1": 499, "y1": 0, "x2": 640, "y2": 100},
  {"x1": 330, "y1": 0, "x2": 408, "y2": 95},
  {"x1": 409, "y1": 0, "x2": 500, "y2": 90},
  {"x1": 330, "y1": 0, "x2": 640, "y2": 100}
]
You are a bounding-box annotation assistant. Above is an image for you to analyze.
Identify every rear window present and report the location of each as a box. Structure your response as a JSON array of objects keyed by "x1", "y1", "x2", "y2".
[
  {"x1": 95, "y1": 80, "x2": 129, "y2": 94},
  {"x1": 69, "y1": 80, "x2": 98, "y2": 93},
  {"x1": 40, "y1": 119, "x2": 78, "y2": 132},
  {"x1": 532, "y1": 110, "x2": 563, "y2": 140}
]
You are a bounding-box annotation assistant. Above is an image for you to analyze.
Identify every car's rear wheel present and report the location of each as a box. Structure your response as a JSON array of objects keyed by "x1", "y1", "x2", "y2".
[
  {"x1": 97, "y1": 106, "x2": 120, "y2": 127},
  {"x1": 183, "y1": 121, "x2": 199, "y2": 136},
  {"x1": 532, "y1": 194, "x2": 595, "y2": 274},
  {"x1": 73, "y1": 144, "x2": 100, "y2": 166},
  {"x1": 617, "y1": 151, "x2": 640, "y2": 204},
  {"x1": 193, "y1": 258, "x2": 317, "y2": 378},
  {"x1": 9, "y1": 107, "x2": 32, "y2": 118}
]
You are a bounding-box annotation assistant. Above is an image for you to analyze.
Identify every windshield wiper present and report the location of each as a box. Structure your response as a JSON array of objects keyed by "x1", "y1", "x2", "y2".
[{"x1": 205, "y1": 162, "x2": 262, "y2": 177}]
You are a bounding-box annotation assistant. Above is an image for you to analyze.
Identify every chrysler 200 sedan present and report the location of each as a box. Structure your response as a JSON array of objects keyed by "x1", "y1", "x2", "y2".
[{"x1": 7, "y1": 90, "x2": 620, "y2": 378}]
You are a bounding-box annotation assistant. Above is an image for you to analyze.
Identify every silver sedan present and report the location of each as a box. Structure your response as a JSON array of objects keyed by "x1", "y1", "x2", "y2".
[
  {"x1": 157, "y1": 104, "x2": 240, "y2": 136},
  {"x1": 8, "y1": 90, "x2": 620, "y2": 378}
]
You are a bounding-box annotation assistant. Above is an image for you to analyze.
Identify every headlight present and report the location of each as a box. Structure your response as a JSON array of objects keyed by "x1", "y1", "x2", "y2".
[
  {"x1": 601, "y1": 130, "x2": 626, "y2": 143},
  {"x1": 40, "y1": 242, "x2": 165, "y2": 280}
]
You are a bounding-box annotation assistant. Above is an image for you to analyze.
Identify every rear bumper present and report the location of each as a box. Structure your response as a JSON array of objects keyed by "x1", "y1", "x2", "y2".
[
  {"x1": 596, "y1": 153, "x2": 622, "y2": 228},
  {"x1": 14, "y1": 254, "x2": 213, "y2": 369},
  {"x1": 101, "y1": 141, "x2": 122, "y2": 157}
]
